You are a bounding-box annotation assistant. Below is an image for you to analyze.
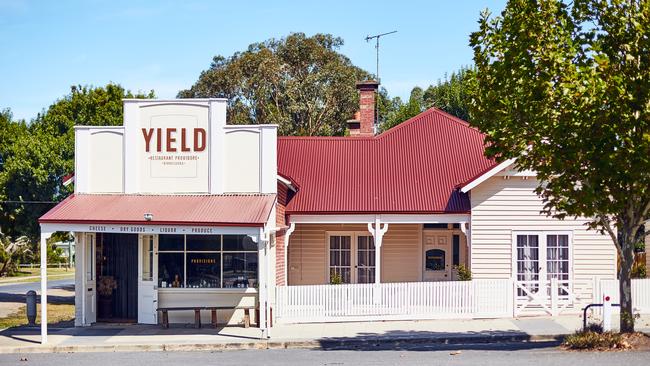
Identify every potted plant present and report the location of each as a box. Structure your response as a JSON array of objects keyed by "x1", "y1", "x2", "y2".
[{"x1": 98, "y1": 276, "x2": 117, "y2": 319}]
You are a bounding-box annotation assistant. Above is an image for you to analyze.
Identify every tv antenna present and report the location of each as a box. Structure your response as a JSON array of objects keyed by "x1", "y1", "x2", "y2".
[{"x1": 365, "y1": 30, "x2": 397, "y2": 82}]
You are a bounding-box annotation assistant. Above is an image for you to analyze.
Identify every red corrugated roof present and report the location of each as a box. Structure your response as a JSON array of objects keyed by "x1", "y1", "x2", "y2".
[
  {"x1": 39, "y1": 194, "x2": 276, "y2": 227},
  {"x1": 277, "y1": 108, "x2": 495, "y2": 214}
]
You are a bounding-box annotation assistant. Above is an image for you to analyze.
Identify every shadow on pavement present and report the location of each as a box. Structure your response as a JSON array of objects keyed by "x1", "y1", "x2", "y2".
[{"x1": 315, "y1": 330, "x2": 562, "y2": 351}]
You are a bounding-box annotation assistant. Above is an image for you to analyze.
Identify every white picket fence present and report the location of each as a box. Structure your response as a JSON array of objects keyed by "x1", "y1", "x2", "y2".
[
  {"x1": 276, "y1": 279, "x2": 513, "y2": 323},
  {"x1": 275, "y1": 278, "x2": 650, "y2": 323},
  {"x1": 596, "y1": 278, "x2": 650, "y2": 313}
]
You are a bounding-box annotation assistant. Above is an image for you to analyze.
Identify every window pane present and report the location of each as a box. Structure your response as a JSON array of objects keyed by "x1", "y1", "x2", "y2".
[
  {"x1": 330, "y1": 236, "x2": 340, "y2": 250},
  {"x1": 223, "y1": 235, "x2": 257, "y2": 251},
  {"x1": 186, "y1": 235, "x2": 221, "y2": 251},
  {"x1": 141, "y1": 236, "x2": 153, "y2": 281},
  {"x1": 425, "y1": 249, "x2": 446, "y2": 270},
  {"x1": 358, "y1": 237, "x2": 367, "y2": 250},
  {"x1": 340, "y1": 268, "x2": 351, "y2": 283},
  {"x1": 85, "y1": 236, "x2": 94, "y2": 280},
  {"x1": 341, "y1": 250, "x2": 351, "y2": 266},
  {"x1": 423, "y1": 223, "x2": 449, "y2": 229},
  {"x1": 529, "y1": 235, "x2": 539, "y2": 247},
  {"x1": 517, "y1": 235, "x2": 527, "y2": 248},
  {"x1": 341, "y1": 237, "x2": 351, "y2": 250},
  {"x1": 223, "y1": 252, "x2": 258, "y2": 288},
  {"x1": 560, "y1": 248, "x2": 569, "y2": 259},
  {"x1": 158, "y1": 253, "x2": 184, "y2": 288},
  {"x1": 452, "y1": 234, "x2": 460, "y2": 266},
  {"x1": 186, "y1": 253, "x2": 221, "y2": 288},
  {"x1": 329, "y1": 250, "x2": 339, "y2": 266},
  {"x1": 359, "y1": 250, "x2": 367, "y2": 266},
  {"x1": 159, "y1": 234, "x2": 184, "y2": 251}
]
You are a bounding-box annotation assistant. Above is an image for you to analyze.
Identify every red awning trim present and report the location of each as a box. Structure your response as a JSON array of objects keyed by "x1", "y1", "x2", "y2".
[{"x1": 39, "y1": 193, "x2": 276, "y2": 227}]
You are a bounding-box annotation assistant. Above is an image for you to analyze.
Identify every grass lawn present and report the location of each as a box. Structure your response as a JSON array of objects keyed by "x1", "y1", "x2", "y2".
[
  {"x1": 11, "y1": 267, "x2": 74, "y2": 278},
  {"x1": 0, "y1": 303, "x2": 75, "y2": 330},
  {"x1": 0, "y1": 268, "x2": 75, "y2": 284}
]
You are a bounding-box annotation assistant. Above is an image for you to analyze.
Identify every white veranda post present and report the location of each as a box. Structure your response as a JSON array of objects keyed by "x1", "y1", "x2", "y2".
[
  {"x1": 459, "y1": 221, "x2": 470, "y2": 265},
  {"x1": 40, "y1": 230, "x2": 52, "y2": 344},
  {"x1": 368, "y1": 218, "x2": 388, "y2": 285},
  {"x1": 256, "y1": 229, "x2": 270, "y2": 339}
]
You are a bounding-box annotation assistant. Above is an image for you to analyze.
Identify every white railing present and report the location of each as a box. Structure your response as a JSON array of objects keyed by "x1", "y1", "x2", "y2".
[
  {"x1": 276, "y1": 279, "x2": 513, "y2": 323},
  {"x1": 597, "y1": 278, "x2": 650, "y2": 313}
]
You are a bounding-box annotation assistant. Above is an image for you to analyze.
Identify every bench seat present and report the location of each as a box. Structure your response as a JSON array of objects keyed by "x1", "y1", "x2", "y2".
[{"x1": 157, "y1": 306, "x2": 256, "y2": 329}]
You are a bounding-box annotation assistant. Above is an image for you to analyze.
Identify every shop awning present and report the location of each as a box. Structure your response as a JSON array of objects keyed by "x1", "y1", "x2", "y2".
[{"x1": 39, "y1": 193, "x2": 276, "y2": 227}]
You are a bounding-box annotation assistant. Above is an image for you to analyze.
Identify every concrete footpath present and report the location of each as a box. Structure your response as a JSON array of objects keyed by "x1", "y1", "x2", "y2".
[{"x1": 1, "y1": 315, "x2": 649, "y2": 354}]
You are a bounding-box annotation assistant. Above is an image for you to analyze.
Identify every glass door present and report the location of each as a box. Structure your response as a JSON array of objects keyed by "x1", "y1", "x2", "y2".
[
  {"x1": 515, "y1": 232, "x2": 571, "y2": 297},
  {"x1": 329, "y1": 235, "x2": 352, "y2": 284},
  {"x1": 356, "y1": 236, "x2": 375, "y2": 284},
  {"x1": 516, "y1": 234, "x2": 540, "y2": 296},
  {"x1": 84, "y1": 233, "x2": 96, "y2": 324},
  {"x1": 546, "y1": 234, "x2": 570, "y2": 296},
  {"x1": 138, "y1": 234, "x2": 158, "y2": 324}
]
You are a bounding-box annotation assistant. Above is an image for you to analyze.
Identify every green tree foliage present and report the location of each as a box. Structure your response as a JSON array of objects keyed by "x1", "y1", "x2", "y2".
[
  {"x1": 380, "y1": 87, "x2": 425, "y2": 131},
  {"x1": 179, "y1": 33, "x2": 370, "y2": 136},
  {"x1": 423, "y1": 67, "x2": 474, "y2": 122},
  {"x1": 0, "y1": 233, "x2": 31, "y2": 276},
  {"x1": 380, "y1": 68, "x2": 475, "y2": 131},
  {"x1": 0, "y1": 84, "x2": 153, "y2": 243},
  {"x1": 470, "y1": 0, "x2": 650, "y2": 332},
  {"x1": 0, "y1": 109, "x2": 27, "y2": 169}
]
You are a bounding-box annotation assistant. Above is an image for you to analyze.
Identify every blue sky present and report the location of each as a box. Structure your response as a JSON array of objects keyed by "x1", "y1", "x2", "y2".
[{"x1": 0, "y1": 0, "x2": 507, "y2": 121}]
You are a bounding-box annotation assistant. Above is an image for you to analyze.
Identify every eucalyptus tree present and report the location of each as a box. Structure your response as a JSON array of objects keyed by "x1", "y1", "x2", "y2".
[{"x1": 179, "y1": 33, "x2": 370, "y2": 136}]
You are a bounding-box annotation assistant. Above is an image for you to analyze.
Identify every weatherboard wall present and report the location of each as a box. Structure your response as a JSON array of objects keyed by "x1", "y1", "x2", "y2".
[{"x1": 469, "y1": 175, "x2": 617, "y2": 302}]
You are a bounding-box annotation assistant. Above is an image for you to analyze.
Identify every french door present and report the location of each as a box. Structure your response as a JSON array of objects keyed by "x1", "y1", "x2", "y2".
[
  {"x1": 83, "y1": 233, "x2": 97, "y2": 324},
  {"x1": 515, "y1": 232, "x2": 571, "y2": 297},
  {"x1": 328, "y1": 233, "x2": 375, "y2": 284}
]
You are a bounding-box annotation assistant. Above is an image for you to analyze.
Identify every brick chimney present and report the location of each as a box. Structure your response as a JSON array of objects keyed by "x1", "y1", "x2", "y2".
[
  {"x1": 347, "y1": 111, "x2": 362, "y2": 137},
  {"x1": 350, "y1": 80, "x2": 379, "y2": 137}
]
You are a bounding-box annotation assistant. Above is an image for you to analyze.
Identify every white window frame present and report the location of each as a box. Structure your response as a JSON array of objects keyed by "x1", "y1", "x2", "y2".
[
  {"x1": 326, "y1": 231, "x2": 375, "y2": 284},
  {"x1": 511, "y1": 230, "x2": 574, "y2": 297}
]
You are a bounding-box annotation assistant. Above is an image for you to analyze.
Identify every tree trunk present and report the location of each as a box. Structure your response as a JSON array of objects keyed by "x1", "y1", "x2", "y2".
[{"x1": 618, "y1": 235, "x2": 636, "y2": 333}]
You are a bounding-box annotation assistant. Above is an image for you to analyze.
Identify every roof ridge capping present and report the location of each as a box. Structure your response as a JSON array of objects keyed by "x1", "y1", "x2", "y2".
[
  {"x1": 277, "y1": 108, "x2": 480, "y2": 142},
  {"x1": 375, "y1": 108, "x2": 482, "y2": 140}
]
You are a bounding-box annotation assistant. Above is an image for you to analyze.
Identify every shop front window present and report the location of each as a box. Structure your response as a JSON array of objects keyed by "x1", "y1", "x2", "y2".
[
  {"x1": 158, "y1": 253, "x2": 184, "y2": 288},
  {"x1": 186, "y1": 253, "x2": 221, "y2": 288},
  {"x1": 157, "y1": 234, "x2": 258, "y2": 289},
  {"x1": 223, "y1": 252, "x2": 258, "y2": 288}
]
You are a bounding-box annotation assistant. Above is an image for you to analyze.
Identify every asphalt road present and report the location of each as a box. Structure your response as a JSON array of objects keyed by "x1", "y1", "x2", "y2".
[
  {"x1": 1, "y1": 342, "x2": 648, "y2": 366},
  {"x1": 0, "y1": 278, "x2": 74, "y2": 309}
]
